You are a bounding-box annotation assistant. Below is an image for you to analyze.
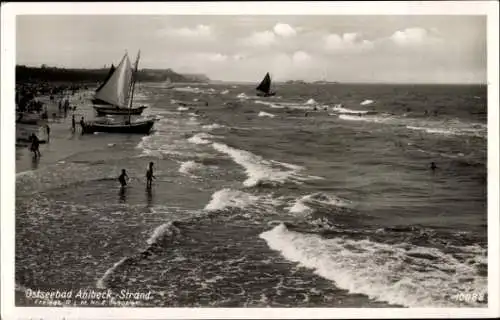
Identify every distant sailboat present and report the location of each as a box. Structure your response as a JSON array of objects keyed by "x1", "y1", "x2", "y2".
[
  {"x1": 163, "y1": 77, "x2": 174, "y2": 89},
  {"x1": 85, "y1": 51, "x2": 155, "y2": 134},
  {"x1": 92, "y1": 54, "x2": 147, "y2": 116},
  {"x1": 256, "y1": 72, "x2": 276, "y2": 97}
]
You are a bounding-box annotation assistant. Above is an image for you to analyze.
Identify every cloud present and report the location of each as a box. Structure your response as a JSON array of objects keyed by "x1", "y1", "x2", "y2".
[
  {"x1": 273, "y1": 23, "x2": 297, "y2": 38},
  {"x1": 193, "y1": 52, "x2": 228, "y2": 62},
  {"x1": 390, "y1": 27, "x2": 442, "y2": 46},
  {"x1": 324, "y1": 32, "x2": 374, "y2": 53},
  {"x1": 292, "y1": 51, "x2": 311, "y2": 64},
  {"x1": 241, "y1": 30, "x2": 276, "y2": 47},
  {"x1": 164, "y1": 24, "x2": 212, "y2": 37},
  {"x1": 208, "y1": 53, "x2": 228, "y2": 62},
  {"x1": 240, "y1": 23, "x2": 298, "y2": 47},
  {"x1": 232, "y1": 54, "x2": 246, "y2": 61}
]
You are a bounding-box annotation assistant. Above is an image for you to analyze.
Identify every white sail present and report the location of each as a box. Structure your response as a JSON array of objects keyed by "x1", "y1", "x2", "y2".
[{"x1": 94, "y1": 53, "x2": 133, "y2": 107}]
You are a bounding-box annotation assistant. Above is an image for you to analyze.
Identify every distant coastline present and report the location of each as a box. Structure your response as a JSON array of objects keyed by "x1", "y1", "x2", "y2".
[
  {"x1": 209, "y1": 79, "x2": 485, "y2": 86},
  {"x1": 15, "y1": 65, "x2": 210, "y2": 84}
]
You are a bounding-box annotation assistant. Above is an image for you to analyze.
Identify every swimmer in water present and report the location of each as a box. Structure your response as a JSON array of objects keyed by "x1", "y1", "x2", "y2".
[
  {"x1": 430, "y1": 162, "x2": 437, "y2": 171},
  {"x1": 146, "y1": 162, "x2": 156, "y2": 188}
]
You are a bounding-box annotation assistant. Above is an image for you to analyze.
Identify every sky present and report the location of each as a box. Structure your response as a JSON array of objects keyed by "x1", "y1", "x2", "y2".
[{"x1": 16, "y1": 15, "x2": 487, "y2": 83}]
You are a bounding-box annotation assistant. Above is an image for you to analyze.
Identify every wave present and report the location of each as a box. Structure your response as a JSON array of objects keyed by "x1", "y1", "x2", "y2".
[
  {"x1": 220, "y1": 89, "x2": 229, "y2": 95},
  {"x1": 204, "y1": 188, "x2": 283, "y2": 220},
  {"x1": 177, "y1": 106, "x2": 189, "y2": 111},
  {"x1": 255, "y1": 100, "x2": 326, "y2": 111},
  {"x1": 258, "y1": 111, "x2": 276, "y2": 118},
  {"x1": 97, "y1": 221, "x2": 182, "y2": 289},
  {"x1": 136, "y1": 118, "x2": 206, "y2": 158},
  {"x1": 173, "y1": 87, "x2": 206, "y2": 94},
  {"x1": 202, "y1": 123, "x2": 225, "y2": 130},
  {"x1": 237, "y1": 93, "x2": 249, "y2": 99},
  {"x1": 204, "y1": 188, "x2": 261, "y2": 211},
  {"x1": 212, "y1": 142, "x2": 322, "y2": 187},
  {"x1": 188, "y1": 133, "x2": 215, "y2": 145},
  {"x1": 260, "y1": 223, "x2": 487, "y2": 307},
  {"x1": 178, "y1": 160, "x2": 205, "y2": 176},
  {"x1": 254, "y1": 100, "x2": 283, "y2": 109},
  {"x1": 338, "y1": 114, "x2": 393, "y2": 123},
  {"x1": 339, "y1": 111, "x2": 486, "y2": 139},
  {"x1": 360, "y1": 99, "x2": 374, "y2": 105},
  {"x1": 287, "y1": 193, "x2": 352, "y2": 215},
  {"x1": 332, "y1": 104, "x2": 369, "y2": 115},
  {"x1": 277, "y1": 101, "x2": 328, "y2": 111},
  {"x1": 147, "y1": 221, "x2": 181, "y2": 246},
  {"x1": 406, "y1": 125, "x2": 485, "y2": 138}
]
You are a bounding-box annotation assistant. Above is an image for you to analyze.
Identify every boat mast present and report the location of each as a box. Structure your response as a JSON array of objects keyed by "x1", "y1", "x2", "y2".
[{"x1": 127, "y1": 50, "x2": 141, "y2": 124}]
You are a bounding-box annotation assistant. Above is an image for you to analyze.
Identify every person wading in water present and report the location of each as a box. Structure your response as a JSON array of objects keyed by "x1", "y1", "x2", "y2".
[
  {"x1": 146, "y1": 162, "x2": 156, "y2": 189},
  {"x1": 430, "y1": 162, "x2": 437, "y2": 171},
  {"x1": 119, "y1": 169, "x2": 129, "y2": 187}
]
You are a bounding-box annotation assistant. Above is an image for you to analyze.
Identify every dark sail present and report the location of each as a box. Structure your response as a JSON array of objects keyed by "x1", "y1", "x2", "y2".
[
  {"x1": 96, "y1": 64, "x2": 116, "y2": 93},
  {"x1": 256, "y1": 72, "x2": 272, "y2": 94}
]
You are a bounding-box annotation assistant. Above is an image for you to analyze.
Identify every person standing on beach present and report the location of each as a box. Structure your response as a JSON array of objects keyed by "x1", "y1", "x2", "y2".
[
  {"x1": 29, "y1": 133, "x2": 41, "y2": 158},
  {"x1": 45, "y1": 124, "x2": 51, "y2": 143},
  {"x1": 80, "y1": 116, "x2": 85, "y2": 135},
  {"x1": 119, "y1": 169, "x2": 129, "y2": 187},
  {"x1": 146, "y1": 162, "x2": 156, "y2": 188},
  {"x1": 71, "y1": 114, "x2": 76, "y2": 133}
]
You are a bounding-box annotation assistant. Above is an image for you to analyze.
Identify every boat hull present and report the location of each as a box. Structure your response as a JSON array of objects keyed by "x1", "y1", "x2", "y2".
[
  {"x1": 93, "y1": 105, "x2": 147, "y2": 116},
  {"x1": 83, "y1": 120, "x2": 155, "y2": 134},
  {"x1": 256, "y1": 91, "x2": 276, "y2": 97}
]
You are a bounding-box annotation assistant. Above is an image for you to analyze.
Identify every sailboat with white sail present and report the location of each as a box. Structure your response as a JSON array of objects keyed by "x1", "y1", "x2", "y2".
[
  {"x1": 256, "y1": 72, "x2": 276, "y2": 97},
  {"x1": 84, "y1": 51, "x2": 156, "y2": 135},
  {"x1": 91, "y1": 64, "x2": 116, "y2": 105},
  {"x1": 92, "y1": 53, "x2": 148, "y2": 116}
]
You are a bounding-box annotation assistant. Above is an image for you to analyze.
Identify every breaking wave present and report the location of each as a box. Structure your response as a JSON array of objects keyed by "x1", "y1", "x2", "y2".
[
  {"x1": 187, "y1": 133, "x2": 215, "y2": 145},
  {"x1": 258, "y1": 111, "x2": 276, "y2": 118},
  {"x1": 260, "y1": 223, "x2": 487, "y2": 308},
  {"x1": 332, "y1": 105, "x2": 369, "y2": 115},
  {"x1": 287, "y1": 193, "x2": 352, "y2": 215},
  {"x1": 212, "y1": 142, "x2": 322, "y2": 188}
]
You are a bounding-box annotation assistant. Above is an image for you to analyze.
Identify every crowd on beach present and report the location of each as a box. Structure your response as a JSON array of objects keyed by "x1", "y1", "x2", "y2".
[
  {"x1": 17, "y1": 80, "x2": 157, "y2": 190},
  {"x1": 16, "y1": 80, "x2": 90, "y2": 154},
  {"x1": 16, "y1": 82, "x2": 86, "y2": 112}
]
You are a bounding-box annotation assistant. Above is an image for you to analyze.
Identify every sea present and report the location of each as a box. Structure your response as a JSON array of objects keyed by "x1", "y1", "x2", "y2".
[{"x1": 15, "y1": 82, "x2": 488, "y2": 308}]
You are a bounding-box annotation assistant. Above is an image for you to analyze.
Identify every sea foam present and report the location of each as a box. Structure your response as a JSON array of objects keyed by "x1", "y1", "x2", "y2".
[
  {"x1": 260, "y1": 223, "x2": 487, "y2": 308},
  {"x1": 258, "y1": 111, "x2": 276, "y2": 118},
  {"x1": 212, "y1": 142, "x2": 320, "y2": 187}
]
